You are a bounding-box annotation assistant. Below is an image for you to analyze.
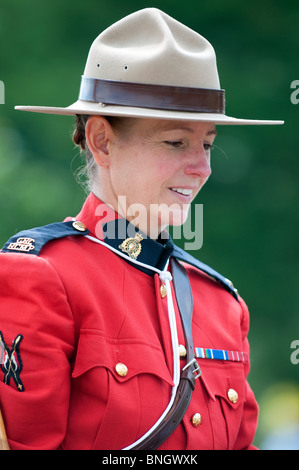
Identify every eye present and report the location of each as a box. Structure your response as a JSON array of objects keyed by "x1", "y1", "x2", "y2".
[
  {"x1": 164, "y1": 140, "x2": 184, "y2": 148},
  {"x1": 204, "y1": 143, "x2": 214, "y2": 151}
]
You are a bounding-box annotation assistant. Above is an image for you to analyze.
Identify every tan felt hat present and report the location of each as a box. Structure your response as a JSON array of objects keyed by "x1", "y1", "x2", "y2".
[{"x1": 15, "y1": 8, "x2": 284, "y2": 125}]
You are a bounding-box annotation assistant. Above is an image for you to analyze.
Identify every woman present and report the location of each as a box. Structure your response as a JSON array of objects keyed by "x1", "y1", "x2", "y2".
[{"x1": 0, "y1": 8, "x2": 283, "y2": 450}]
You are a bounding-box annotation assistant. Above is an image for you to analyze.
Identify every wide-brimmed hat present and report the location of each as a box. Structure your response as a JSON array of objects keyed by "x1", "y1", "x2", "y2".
[{"x1": 15, "y1": 8, "x2": 283, "y2": 125}]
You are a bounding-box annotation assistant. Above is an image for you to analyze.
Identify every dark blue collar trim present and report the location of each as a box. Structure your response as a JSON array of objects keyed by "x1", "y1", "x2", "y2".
[{"x1": 102, "y1": 219, "x2": 174, "y2": 276}]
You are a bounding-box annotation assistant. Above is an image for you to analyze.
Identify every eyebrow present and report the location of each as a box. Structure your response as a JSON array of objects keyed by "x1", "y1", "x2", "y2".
[
  {"x1": 206, "y1": 128, "x2": 217, "y2": 136},
  {"x1": 158, "y1": 125, "x2": 217, "y2": 136}
]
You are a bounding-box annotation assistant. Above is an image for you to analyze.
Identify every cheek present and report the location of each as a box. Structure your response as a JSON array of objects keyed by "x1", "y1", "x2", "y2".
[
  {"x1": 155, "y1": 156, "x2": 180, "y2": 181},
  {"x1": 135, "y1": 159, "x2": 171, "y2": 193},
  {"x1": 110, "y1": 146, "x2": 177, "y2": 199}
]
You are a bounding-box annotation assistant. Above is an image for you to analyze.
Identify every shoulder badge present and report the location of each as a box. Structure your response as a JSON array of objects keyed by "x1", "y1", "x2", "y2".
[
  {"x1": 0, "y1": 331, "x2": 24, "y2": 392},
  {"x1": 1, "y1": 221, "x2": 89, "y2": 256}
]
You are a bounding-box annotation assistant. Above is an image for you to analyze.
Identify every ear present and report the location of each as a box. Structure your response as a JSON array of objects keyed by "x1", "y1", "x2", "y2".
[{"x1": 85, "y1": 116, "x2": 113, "y2": 167}]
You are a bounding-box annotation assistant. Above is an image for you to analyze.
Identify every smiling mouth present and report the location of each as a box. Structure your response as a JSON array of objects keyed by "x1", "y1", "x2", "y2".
[{"x1": 170, "y1": 187, "x2": 193, "y2": 197}]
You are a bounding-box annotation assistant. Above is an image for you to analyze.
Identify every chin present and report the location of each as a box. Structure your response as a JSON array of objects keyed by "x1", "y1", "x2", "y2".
[{"x1": 164, "y1": 207, "x2": 190, "y2": 228}]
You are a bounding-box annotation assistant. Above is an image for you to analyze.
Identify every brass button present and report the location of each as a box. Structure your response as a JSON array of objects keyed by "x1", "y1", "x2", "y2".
[
  {"x1": 178, "y1": 344, "x2": 187, "y2": 357},
  {"x1": 115, "y1": 363, "x2": 128, "y2": 377},
  {"x1": 72, "y1": 220, "x2": 87, "y2": 232},
  {"x1": 160, "y1": 284, "x2": 167, "y2": 298},
  {"x1": 191, "y1": 413, "x2": 202, "y2": 427},
  {"x1": 227, "y1": 388, "x2": 238, "y2": 404}
]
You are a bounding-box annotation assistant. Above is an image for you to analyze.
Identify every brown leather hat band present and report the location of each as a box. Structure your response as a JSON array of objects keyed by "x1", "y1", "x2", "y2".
[{"x1": 78, "y1": 77, "x2": 225, "y2": 114}]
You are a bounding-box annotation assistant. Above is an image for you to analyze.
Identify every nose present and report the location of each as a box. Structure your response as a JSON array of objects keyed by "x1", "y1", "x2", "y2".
[{"x1": 183, "y1": 148, "x2": 212, "y2": 180}]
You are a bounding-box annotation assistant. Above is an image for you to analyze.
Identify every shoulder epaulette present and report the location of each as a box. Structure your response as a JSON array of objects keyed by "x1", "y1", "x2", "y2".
[
  {"x1": 172, "y1": 245, "x2": 239, "y2": 301},
  {"x1": 1, "y1": 221, "x2": 89, "y2": 256}
]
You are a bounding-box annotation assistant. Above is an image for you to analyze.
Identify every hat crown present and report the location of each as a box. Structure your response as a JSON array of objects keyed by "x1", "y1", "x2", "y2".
[{"x1": 84, "y1": 8, "x2": 220, "y2": 90}]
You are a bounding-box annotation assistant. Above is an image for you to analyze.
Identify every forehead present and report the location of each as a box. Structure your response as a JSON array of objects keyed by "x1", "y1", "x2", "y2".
[{"x1": 137, "y1": 118, "x2": 217, "y2": 136}]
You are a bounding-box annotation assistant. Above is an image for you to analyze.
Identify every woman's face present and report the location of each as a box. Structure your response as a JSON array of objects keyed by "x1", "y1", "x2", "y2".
[{"x1": 100, "y1": 118, "x2": 216, "y2": 238}]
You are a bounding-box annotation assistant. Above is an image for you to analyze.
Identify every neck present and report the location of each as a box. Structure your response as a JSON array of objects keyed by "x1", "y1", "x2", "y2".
[{"x1": 91, "y1": 188, "x2": 164, "y2": 241}]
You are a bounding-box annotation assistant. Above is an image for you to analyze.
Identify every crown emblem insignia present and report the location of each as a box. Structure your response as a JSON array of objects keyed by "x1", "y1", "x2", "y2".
[{"x1": 119, "y1": 233, "x2": 143, "y2": 259}]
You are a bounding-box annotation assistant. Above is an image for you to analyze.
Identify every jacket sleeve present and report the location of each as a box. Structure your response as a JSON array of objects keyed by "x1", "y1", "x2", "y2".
[
  {"x1": 233, "y1": 296, "x2": 259, "y2": 450},
  {"x1": 0, "y1": 252, "x2": 75, "y2": 450}
]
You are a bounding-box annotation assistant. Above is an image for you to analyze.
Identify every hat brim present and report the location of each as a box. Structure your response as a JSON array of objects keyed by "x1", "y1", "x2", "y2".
[{"x1": 15, "y1": 100, "x2": 284, "y2": 125}]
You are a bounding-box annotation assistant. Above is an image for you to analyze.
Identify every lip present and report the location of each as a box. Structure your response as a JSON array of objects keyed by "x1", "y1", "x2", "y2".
[{"x1": 168, "y1": 187, "x2": 195, "y2": 201}]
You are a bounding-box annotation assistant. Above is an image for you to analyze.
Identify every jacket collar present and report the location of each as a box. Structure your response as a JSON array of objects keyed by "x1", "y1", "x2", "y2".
[{"x1": 76, "y1": 193, "x2": 174, "y2": 276}]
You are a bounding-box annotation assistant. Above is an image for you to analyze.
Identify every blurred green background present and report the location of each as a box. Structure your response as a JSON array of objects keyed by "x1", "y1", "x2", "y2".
[{"x1": 0, "y1": 0, "x2": 298, "y2": 449}]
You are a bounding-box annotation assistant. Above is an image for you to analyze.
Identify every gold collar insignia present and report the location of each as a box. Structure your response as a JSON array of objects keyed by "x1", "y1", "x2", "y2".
[{"x1": 119, "y1": 233, "x2": 143, "y2": 260}]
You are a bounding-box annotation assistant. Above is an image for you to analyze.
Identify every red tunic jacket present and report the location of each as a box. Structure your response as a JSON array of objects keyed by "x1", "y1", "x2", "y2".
[{"x1": 0, "y1": 193, "x2": 258, "y2": 450}]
